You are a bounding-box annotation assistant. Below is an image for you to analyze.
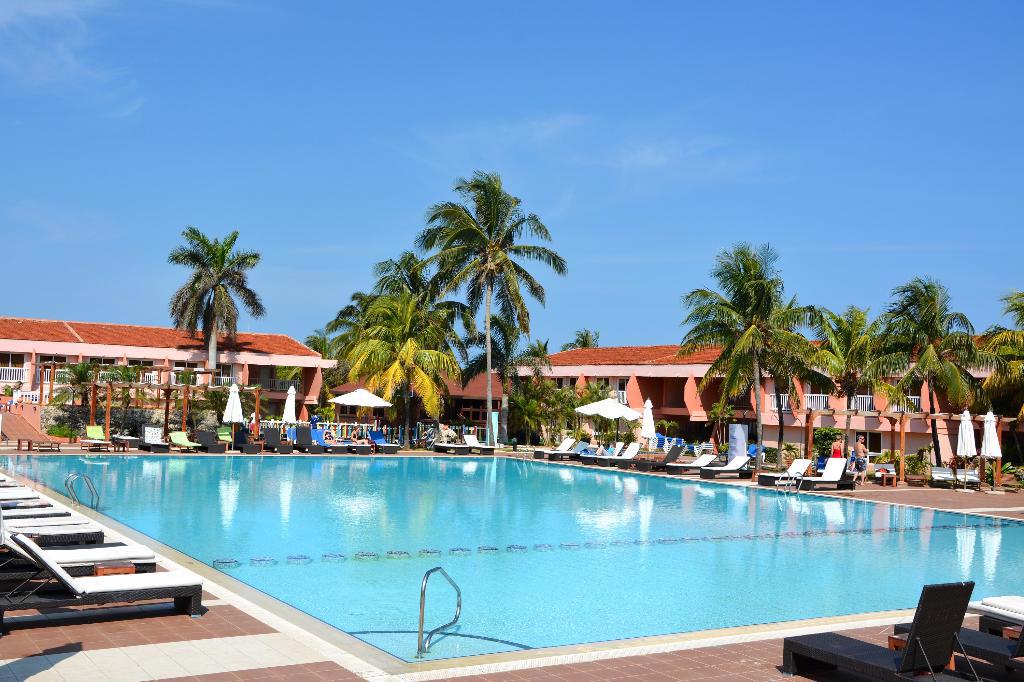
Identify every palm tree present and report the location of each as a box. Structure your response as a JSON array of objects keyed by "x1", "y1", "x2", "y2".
[
  {"x1": 561, "y1": 329, "x2": 600, "y2": 351},
  {"x1": 884, "y1": 277, "x2": 994, "y2": 465},
  {"x1": 346, "y1": 293, "x2": 464, "y2": 447},
  {"x1": 304, "y1": 328, "x2": 344, "y2": 406},
  {"x1": 417, "y1": 171, "x2": 567, "y2": 444},
  {"x1": 50, "y1": 362, "x2": 97, "y2": 407},
  {"x1": 168, "y1": 227, "x2": 265, "y2": 371},
  {"x1": 983, "y1": 291, "x2": 1024, "y2": 421},
  {"x1": 679, "y1": 243, "x2": 811, "y2": 473},
  {"x1": 813, "y1": 306, "x2": 906, "y2": 454}
]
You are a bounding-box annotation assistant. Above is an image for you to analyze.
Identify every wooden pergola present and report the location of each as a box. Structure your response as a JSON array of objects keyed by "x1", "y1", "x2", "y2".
[{"x1": 800, "y1": 408, "x2": 1016, "y2": 486}]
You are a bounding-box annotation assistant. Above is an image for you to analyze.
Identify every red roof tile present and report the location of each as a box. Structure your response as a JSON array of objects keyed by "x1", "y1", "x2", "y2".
[
  {"x1": 0, "y1": 317, "x2": 319, "y2": 357},
  {"x1": 547, "y1": 344, "x2": 721, "y2": 366}
]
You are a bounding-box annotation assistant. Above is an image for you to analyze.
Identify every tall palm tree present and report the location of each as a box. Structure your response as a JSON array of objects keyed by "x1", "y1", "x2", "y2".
[
  {"x1": 561, "y1": 329, "x2": 600, "y2": 351},
  {"x1": 679, "y1": 243, "x2": 811, "y2": 473},
  {"x1": 168, "y1": 227, "x2": 265, "y2": 371},
  {"x1": 304, "y1": 328, "x2": 343, "y2": 406},
  {"x1": 51, "y1": 362, "x2": 97, "y2": 407},
  {"x1": 813, "y1": 306, "x2": 906, "y2": 454},
  {"x1": 983, "y1": 291, "x2": 1024, "y2": 421},
  {"x1": 417, "y1": 171, "x2": 567, "y2": 445},
  {"x1": 346, "y1": 293, "x2": 465, "y2": 447},
  {"x1": 883, "y1": 277, "x2": 994, "y2": 464}
]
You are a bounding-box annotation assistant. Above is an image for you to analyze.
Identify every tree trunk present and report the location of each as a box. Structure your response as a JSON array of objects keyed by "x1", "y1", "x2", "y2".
[
  {"x1": 928, "y1": 383, "x2": 942, "y2": 466},
  {"x1": 207, "y1": 329, "x2": 218, "y2": 372},
  {"x1": 845, "y1": 394, "x2": 854, "y2": 459},
  {"x1": 752, "y1": 354, "x2": 764, "y2": 475},
  {"x1": 775, "y1": 387, "x2": 786, "y2": 470},
  {"x1": 403, "y1": 383, "x2": 412, "y2": 449},
  {"x1": 484, "y1": 283, "x2": 494, "y2": 445},
  {"x1": 499, "y1": 394, "x2": 508, "y2": 445}
]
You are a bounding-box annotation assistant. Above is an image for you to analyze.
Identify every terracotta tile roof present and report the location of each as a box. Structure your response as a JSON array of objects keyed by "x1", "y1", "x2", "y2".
[
  {"x1": 547, "y1": 344, "x2": 721, "y2": 366},
  {"x1": 0, "y1": 317, "x2": 320, "y2": 357},
  {"x1": 333, "y1": 372, "x2": 504, "y2": 399}
]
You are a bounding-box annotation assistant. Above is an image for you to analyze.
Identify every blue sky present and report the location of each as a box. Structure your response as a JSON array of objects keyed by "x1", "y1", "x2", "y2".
[{"x1": 3, "y1": 1, "x2": 1022, "y2": 349}]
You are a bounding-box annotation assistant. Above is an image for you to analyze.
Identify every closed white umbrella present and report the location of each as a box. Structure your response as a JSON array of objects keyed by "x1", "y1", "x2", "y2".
[
  {"x1": 955, "y1": 410, "x2": 976, "y2": 491},
  {"x1": 222, "y1": 384, "x2": 245, "y2": 424},
  {"x1": 981, "y1": 410, "x2": 1002, "y2": 491},
  {"x1": 640, "y1": 398, "x2": 656, "y2": 446},
  {"x1": 282, "y1": 385, "x2": 297, "y2": 423},
  {"x1": 329, "y1": 388, "x2": 392, "y2": 408}
]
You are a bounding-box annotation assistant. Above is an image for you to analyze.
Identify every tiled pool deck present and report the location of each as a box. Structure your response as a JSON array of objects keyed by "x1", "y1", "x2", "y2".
[{"x1": 1, "y1": 447, "x2": 1022, "y2": 681}]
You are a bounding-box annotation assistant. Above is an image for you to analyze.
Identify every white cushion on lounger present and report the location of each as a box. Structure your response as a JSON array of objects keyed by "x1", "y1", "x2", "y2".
[
  {"x1": 2, "y1": 508, "x2": 70, "y2": 518},
  {"x1": 703, "y1": 454, "x2": 750, "y2": 472},
  {"x1": 45, "y1": 545, "x2": 157, "y2": 565},
  {"x1": 6, "y1": 515, "x2": 90, "y2": 528},
  {"x1": 978, "y1": 596, "x2": 1024, "y2": 619},
  {"x1": 0, "y1": 490, "x2": 39, "y2": 500},
  {"x1": 667, "y1": 453, "x2": 716, "y2": 469},
  {"x1": 72, "y1": 570, "x2": 201, "y2": 594},
  {"x1": 14, "y1": 523, "x2": 101, "y2": 535}
]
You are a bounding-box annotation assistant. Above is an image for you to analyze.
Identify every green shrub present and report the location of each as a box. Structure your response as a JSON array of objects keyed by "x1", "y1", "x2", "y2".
[
  {"x1": 762, "y1": 446, "x2": 778, "y2": 464},
  {"x1": 46, "y1": 424, "x2": 75, "y2": 439},
  {"x1": 905, "y1": 454, "x2": 928, "y2": 476},
  {"x1": 812, "y1": 427, "x2": 844, "y2": 459}
]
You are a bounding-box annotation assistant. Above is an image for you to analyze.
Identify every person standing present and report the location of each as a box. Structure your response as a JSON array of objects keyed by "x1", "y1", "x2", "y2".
[{"x1": 854, "y1": 434, "x2": 869, "y2": 485}]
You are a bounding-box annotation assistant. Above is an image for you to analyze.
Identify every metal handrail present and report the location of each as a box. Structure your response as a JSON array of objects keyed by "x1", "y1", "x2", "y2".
[
  {"x1": 64, "y1": 472, "x2": 99, "y2": 508},
  {"x1": 416, "y1": 566, "x2": 462, "y2": 657}
]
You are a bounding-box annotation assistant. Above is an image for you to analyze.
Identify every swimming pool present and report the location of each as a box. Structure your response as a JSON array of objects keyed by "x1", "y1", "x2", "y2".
[{"x1": 3, "y1": 454, "x2": 1022, "y2": 662}]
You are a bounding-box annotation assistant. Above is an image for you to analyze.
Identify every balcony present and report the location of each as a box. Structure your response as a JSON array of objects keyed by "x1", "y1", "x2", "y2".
[
  {"x1": 616, "y1": 390, "x2": 627, "y2": 405},
  {"x1": 213, "y1": 375, "x2": 238, "y2": 387},
  {"x1": 772, "y1": 394, "x2": 791, "y2": 412},
  {"x1": 805, "y1": 394, "x2": 831, "y2": 411},
  {"x1": 0, "y1": 367, "x2": 26, "y2": 383},
  {"x1": 853, "y1": 395, "x2": 875, "y2": 411},
  {"x1": 891, "y1": 396, "x2": 922, "y2": 413},
  {"x1": 270, "y1": 378, "x2": 300, "y2": 392}
]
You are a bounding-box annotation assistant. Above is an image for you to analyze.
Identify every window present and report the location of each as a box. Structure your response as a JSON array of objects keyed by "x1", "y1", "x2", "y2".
[
  {"x1": 37, "y1": 355, "x2": 66, "y2": 365},
  {"x1": 617, "y1": 378, "x2": 628, "y2": 392},
  {"x1": 89, "y1": 357, "x2": 117, "y2": 365},
  {"x1": 854, "y1": 431, "x2": 883, "y2": 454},
  {"x1": 0, "y1": 353, "x2": 24, "y2": 367},
  {"x1": 128, "y1": 359, "x2": 154, "y2": 367}
]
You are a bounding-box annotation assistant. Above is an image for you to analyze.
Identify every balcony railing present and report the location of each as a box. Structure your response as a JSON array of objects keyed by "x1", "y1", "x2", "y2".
[
  {"x1": 0, "y1": 367, "x2": 26, "y2": 383},
  {"x1": 270, "y1": 378, "x2": 300, "y2": 392},
  {"x1": 616, "y1": 390, "x2": 627, "y2": 405},
  {"x1": 772, "y1": 394, "x2": 791, "y2": 412},
  {"x1": 213, "y1": 375, "x2": 237, "y2": 386},
  {"x1": 805, "y1": 394, "x2": 831, "y2": 411},
  {"x1": 853, "y1": 395, "x2": 875, "y2": 411},
  {"x1": 40, "y1": 369, "x2": 71, "y2": 385},
  {"x1": 891, "y1": 396, "x2": 922, "y2": 413}
]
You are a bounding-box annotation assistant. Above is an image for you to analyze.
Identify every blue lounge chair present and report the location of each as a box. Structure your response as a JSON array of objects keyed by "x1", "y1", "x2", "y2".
[{"x1": 368, "y1": 430, "x2": 399, "y2": 454}]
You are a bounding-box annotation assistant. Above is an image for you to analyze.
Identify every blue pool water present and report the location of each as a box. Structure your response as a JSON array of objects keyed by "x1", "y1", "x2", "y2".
[{"x1": 3, "y1": 454, "x2": 1022, "y2": 661}]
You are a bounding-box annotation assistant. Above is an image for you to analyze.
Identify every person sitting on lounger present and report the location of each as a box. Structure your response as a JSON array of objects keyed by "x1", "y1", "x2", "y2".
[{"x1": 323, "y1": 428, "x2": 336, "y2": 443}]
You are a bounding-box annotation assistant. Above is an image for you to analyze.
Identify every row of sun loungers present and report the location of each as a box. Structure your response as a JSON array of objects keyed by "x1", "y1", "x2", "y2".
[
  {"x1": 433, "y1": 433, "x2": 495, "y2": 455},
  {"x1": 0, "y1": 473, "x2": 204, "y2": 631}
]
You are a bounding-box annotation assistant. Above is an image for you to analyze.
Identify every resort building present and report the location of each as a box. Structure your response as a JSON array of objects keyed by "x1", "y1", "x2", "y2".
[
  {"x1": 0, "y1": 317, "x2": 335, "y2": 419},
  {"x1": 331, "y1": 373, "x2": 502, "y2": 426},
  {"x1": 521, "y1": 344, "x2": 1005, "y2": 458}
]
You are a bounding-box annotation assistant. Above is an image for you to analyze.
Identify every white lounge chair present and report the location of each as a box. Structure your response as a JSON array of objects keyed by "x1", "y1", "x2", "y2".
[
  {"x1": 970, "y1": 596, "x2": 1024, "y2": 627},
  {"x1": 700, "y1": 454, "x2": 753, "y2": 479},
  {"x1": 534, "y1": 437, "x2": 575, "y2": 460},
  {"x1": 757, "y1": 458, "x2": 812, "y2": 488},
  {"x1": 0, "y1": 489, "x2": 39, "y2": 501},
  {"x1": 464, "y1": 434, "x2": 495, "y2": 455},
  {"x1": 584, "y1": 442, "x2": 623, "y2": 465},
  {"x1": 609, "y1": 443, "x2": 642, "y2": 468},
  {"x1": 666, "y1": 453, "x2": 717, "y2": 475},
  {"x1": 930, "y1": 466, "x2": 981, "y2": 489},
  {"x1": 797, "y1": 457, "x2": 854, "y2": 491}
]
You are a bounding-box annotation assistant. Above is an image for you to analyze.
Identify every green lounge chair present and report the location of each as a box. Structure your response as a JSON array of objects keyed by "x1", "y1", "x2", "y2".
[
  {"x1": 216, "y1": 426, "x2": 232, "y2": 444},
  {"x1": 81, "y1": 425, "x2": 112, "y2": 452},
  {"x1": 169, "y1": 431, "x2": 201, "y2": 452}
]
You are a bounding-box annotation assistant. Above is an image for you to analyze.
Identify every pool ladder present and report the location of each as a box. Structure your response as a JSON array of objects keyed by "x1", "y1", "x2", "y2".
[
  {"x1": 64, "y1": 472, "x2": 99, "y2": 508},
  {"x1": 416, "y1": 566, "x2": 462, "y2": 657}
]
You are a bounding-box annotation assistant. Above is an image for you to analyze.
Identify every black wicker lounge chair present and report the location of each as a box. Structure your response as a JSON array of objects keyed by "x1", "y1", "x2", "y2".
[
  {"x1": 232, "y1": 429, "x2": 261, "y2": 454},
  {"x1": 894, "y1": 614, "x2": 1024, "y2": 672},
  {"x1": 294, "y1": 426, "x2": 324, "y2": 454},
  {"x1": 782, "y1": 581, "x2": 975, "y2": 679},
  {"x1": 0, "y1": 534, "x2": 201, "y2": 630},
  {"x1": 261, "y1": 428, "x2": 294, "y2": 454},
  {"x1": 347, "y1": 442, "x2": 372, "y2": 454},
  {"x1": 636, "y1": 445, "x2": 684, "y2": 472},
  {"x1": 433, "y1": 443, "x2": 470, "y2": 455},
  {"x1": 0, "y1": 539, "x2": 157, "y2": 582},
  {"x1": 195, "y1": 430, "x2": 226, "y2": 454}
]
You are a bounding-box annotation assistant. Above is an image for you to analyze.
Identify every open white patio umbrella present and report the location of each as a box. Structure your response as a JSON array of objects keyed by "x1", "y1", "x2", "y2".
[
  {"x1": 575, "y1": 398, "x2": 641, "y2": 442},
  {"x1": 981, "y1": 410, "x2": 1002, "y2": 491},
  {"x1": 222, "y1": 383, "x2": 246, "y2": 440},
  {"x1": 329, "y1": 388, "x2": 392, "y2": 408},
  {"x1": 640, "y1": 399, "x2": 656, "y2": 448},
  {"x1": 282, "y1": 385, "x2": 297, "y2": 423},
  {"x1": 955, "y1": 410, "x2": 976, "y2": 491}
]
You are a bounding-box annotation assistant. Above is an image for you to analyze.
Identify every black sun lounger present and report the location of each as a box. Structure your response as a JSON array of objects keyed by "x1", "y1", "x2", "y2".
[
  {"x1": 0, "y1": 534, "x2": 202, "y2": 630},
  {"x1": 894, "y1": 613, "x2": 1024, "y2": 672},
  {"x1": 232, "y1": 429, "x2": 261, "y2": 454},
  {"x1": 261, "y1": 428, "x2": 294, "y2": 454},
  {"x1": 195, "y1": 430, "x2": 227, "y2": 454},
  {"x1": 0, "y1": 540, "x2": 157, "y2": 583},
  {"x1": 635, "y1": 445, "x2": 684, "y2": 472},
  {"x1": 782, "y1": 581, "x2": 975, "y2": 680},
  {"x1": 294, "y1": 426, "x2": 324, "y2": 454}
]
